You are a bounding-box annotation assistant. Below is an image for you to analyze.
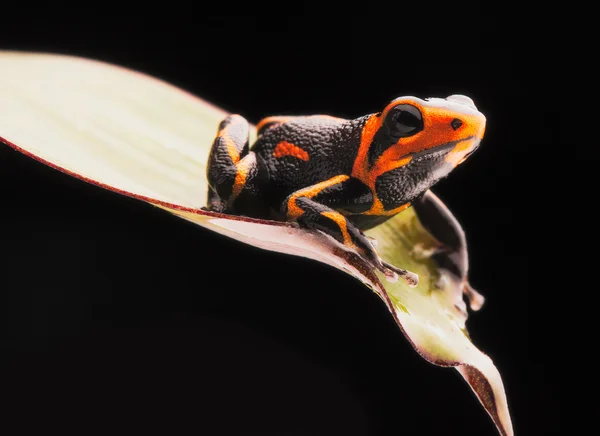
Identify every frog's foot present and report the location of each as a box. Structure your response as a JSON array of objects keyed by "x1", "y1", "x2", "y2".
[
  {"x1": 357, "y1": 236, "x2": 418, "y2": 286},
  {"x1": 203, "y1": 187, "x2": 228, "y2": 213},
  {"x1": 279, "y1": 188, "x2": 419, "y2": 288},
  {"x1": 463, "y1": 281, "x2": 485, "y2": 311},
  {"x1": 376, "y1": 259, "x2": 419, "y2": 287},
  {"x1": 359, "y1": 244, "x2": 418, "y2": 287},
  {"x1": 346, "y1": 234, "x2": 418, "y2": 286}
]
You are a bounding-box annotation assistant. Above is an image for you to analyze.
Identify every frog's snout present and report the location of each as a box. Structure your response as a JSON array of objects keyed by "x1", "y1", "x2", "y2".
[{"x1": 444, "y1": 94, "x2": 486, "y2": 140}]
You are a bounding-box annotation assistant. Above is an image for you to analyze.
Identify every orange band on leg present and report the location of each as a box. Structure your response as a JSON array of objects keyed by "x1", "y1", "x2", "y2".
[
  {"x1": 286, "y1": 175, "x2": 350, "y2": 219},
  {"x1": 230, "y1": 154, "x2": 255, "y2": 203},
  {"x1": 320, "y1": 210, "x2": 357, "y2": 249}
]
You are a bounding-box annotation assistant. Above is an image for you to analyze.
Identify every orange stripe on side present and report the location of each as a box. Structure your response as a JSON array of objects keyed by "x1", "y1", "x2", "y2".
[
  {"x1": 321, "y1": 211, "x2": 357, "y2": 249},
  {"x1": 350, "y1": 114, "x2": 414, "y2": 216},
  {"x1": 385, "y1": 202, "x2": 411, "y2": 216},
  {"x1": 351, "y1": 114, "x2": 382, "y2": 184},
  {"x1": 372, "y1": 155, "x2": 412, "y2": 182},
  {"x1": 273, "y1": 141, "x2": 309, "y2": 161},
  {"x1": 364, "y1": 196, "x2": 411, "y2": 216},
  {"x1": 286, "y1": 175, "x2": 350, "y2": 219}
]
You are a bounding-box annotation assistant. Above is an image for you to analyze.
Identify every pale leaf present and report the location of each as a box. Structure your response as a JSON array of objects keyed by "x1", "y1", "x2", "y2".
[{"x1": 0, "y1": 51, "x2": 513, "y2": 435}]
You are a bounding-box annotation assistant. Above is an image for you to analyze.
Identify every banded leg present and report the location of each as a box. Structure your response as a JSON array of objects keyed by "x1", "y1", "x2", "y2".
[
  {"x1": 413, "y1": 190, "x2": 484, "y2": 309},
  {"x1": 282, "y1": 175, "x2": 418, "y2": 286},
  {"x1": 205, "y1": 114, "x2": 254, "y2": 212}
]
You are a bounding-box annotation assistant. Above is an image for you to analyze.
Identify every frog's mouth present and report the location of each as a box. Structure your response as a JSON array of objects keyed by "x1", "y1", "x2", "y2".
[
  {"x1": 405, "y1": 136, "x2": 478, "y2": 161},
  {"x1": 458, "y1": 141, "x2": 481, "y2": 161}
]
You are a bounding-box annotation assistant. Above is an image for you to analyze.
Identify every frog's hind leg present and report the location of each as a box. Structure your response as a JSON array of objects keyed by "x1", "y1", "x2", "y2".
[
  {"x1": 205, "y1": 114, "x2": 257, "y2": 213},
  {"x1": 412, "y1": 189, "x2": 485, "y2": 310}
]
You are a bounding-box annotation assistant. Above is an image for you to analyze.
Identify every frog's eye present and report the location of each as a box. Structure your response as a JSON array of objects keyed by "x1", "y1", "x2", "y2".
[{"x1": 388, "y1": 104, "x2": 423, "y2": 137}]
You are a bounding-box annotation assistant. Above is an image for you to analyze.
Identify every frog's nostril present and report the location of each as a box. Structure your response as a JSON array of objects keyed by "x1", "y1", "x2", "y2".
[{"x1": 451, "y1": 118, "x2": 463, "y2": 131}]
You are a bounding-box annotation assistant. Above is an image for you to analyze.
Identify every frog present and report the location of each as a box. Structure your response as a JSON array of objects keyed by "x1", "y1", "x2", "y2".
[{"x1": 204, "y1": 94, "x2": 486, "y2": 289}]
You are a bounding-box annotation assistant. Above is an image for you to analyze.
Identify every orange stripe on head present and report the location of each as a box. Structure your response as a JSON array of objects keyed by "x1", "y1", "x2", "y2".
[
  {"x1": 355, "y1": 96, "x2": 486, "y2": 181},
  {"x1": 378, "y1": 96, "x2": 486, "y2": 169},
  {"x1": 351, "y1": 114, "x2": 383, "y2": 184},
  {"x1": 273, "y1": 141, "x2": 309, "y2": 161}
]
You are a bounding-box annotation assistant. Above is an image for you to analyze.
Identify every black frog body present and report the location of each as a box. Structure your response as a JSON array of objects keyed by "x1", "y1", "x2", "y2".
[{"x1": 205, "y1": 95, "x2": 486, "y2": 286}]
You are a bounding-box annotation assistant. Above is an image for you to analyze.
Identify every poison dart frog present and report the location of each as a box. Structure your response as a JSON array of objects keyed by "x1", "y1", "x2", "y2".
[{"x1": 205, "y1": 95, "x2": 486, "y2": 289}]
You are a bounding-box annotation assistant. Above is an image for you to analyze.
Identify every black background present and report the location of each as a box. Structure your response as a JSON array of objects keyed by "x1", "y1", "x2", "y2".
[{"x1": 1, "y1": 8, "x2": 561, "y2": 436}]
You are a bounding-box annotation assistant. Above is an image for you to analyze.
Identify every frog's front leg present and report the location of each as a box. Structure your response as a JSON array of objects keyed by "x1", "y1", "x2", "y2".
[
  {"x1": 413, "y1": 190, "x2": 484, "y2": 309},
  {"x1": 282, "y1": 175, "x2": 419, "y2": 287},
  {"x1": 205, "y1": 114, "x2": 257, "y2": 213}
]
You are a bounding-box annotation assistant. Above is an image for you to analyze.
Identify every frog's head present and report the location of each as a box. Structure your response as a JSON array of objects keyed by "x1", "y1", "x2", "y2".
[{"x1": 372, "y1": 94, "x2": 486, "y2": 170}]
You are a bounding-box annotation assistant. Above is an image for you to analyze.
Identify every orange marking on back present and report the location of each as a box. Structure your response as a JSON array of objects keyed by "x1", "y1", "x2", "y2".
[
  {"x1": 286, "y1": 175, "x2": 350, "y2": 219},
  {"x1": 321, "y1": 210, "x2": 356, "y2": 249},
  {"x1": 273, "y1": 141, "x2": 310, "y2": 161}
]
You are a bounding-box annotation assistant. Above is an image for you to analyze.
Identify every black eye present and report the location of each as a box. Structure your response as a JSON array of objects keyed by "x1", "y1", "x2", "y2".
[{"x1": 389, "y1": 104, "x2": 423, "y2": 137}]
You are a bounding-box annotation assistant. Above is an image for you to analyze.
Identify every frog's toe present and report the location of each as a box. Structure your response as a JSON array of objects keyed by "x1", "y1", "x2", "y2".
[
  {"x1": 202, "y1": 202, "x2": 227, "y2": 213},
  {"x1": 382, "y1": 268, "x2": 399, "y2": 283},
  {"x1": 379, "y1": 260, "x2": 419, "y2": 287},
  {"x1": 463, "y1": 281, "x2": 485, "y2": 311}
]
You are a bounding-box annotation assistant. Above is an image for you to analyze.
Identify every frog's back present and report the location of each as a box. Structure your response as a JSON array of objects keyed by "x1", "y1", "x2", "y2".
[{"x1": 252, "y1": 115, "x2": 367, "y2": 207}]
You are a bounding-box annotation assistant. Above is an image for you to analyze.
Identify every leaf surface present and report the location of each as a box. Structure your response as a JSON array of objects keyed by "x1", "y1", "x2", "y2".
[{"x1": 0, "y1": 51, "x2": 513, "y2": 435}]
